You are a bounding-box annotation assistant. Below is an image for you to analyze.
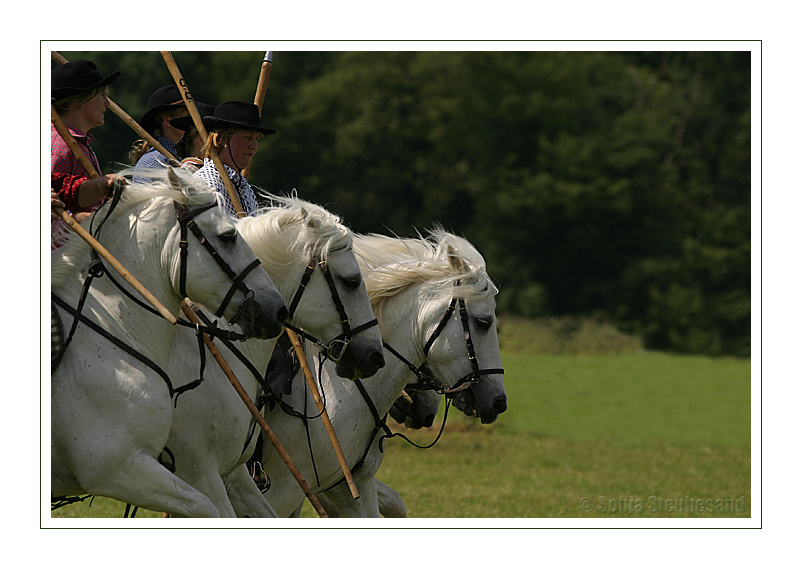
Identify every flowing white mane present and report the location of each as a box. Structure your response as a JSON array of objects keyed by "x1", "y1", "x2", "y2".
[
  {"x1": 236, "y1": 192, "x2": 352, "y2": 287},
  {"x1": 354, "y1": 228, "x2": 498, "y2": 315},
  {"x1": 51, "y1": 167, "x2": 219, "y2": 286}
]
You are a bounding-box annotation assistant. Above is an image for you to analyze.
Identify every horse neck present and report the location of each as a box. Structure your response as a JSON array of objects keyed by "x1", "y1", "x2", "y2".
[
  {"x1": 60, "y1": 203, "x2": 181, "y2": 363},
  {"x1": 349, "y1": 283, "x2": 428, "y2": 416}
]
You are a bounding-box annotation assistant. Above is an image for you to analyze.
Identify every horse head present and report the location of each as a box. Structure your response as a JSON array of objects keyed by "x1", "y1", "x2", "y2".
[
  {"x1": 389, "y1": 373, "x2": 442, "y2": 428},
  {"x1": 417, "y1": 237, "x2": 507, "y2": 424},
  {"x1": 237, "y1": 195, "x2": 385, "y2": 380},
  {"x1": 164, "y1": 168, "x2": 288, "y2": 339}
]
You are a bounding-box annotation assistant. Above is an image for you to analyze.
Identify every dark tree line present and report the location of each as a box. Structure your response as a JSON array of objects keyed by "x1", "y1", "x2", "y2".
[{"x1": 53, "y1": 49, "x2": 751, "y2": 356}]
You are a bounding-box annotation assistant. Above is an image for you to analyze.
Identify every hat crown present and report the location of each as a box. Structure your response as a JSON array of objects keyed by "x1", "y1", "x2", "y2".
[
  {"x1": 213, "y1": 101, "x2": 261, "y2": 127},
  {"x1": 146, "y1": 85, "x2": 184, "y2": 110},
  {"x1": 203, "y1": 101, "x2": 276, "y2": 135},
  {"x1": 52, "y1": 60, "x2": 119, "y2": 94}
]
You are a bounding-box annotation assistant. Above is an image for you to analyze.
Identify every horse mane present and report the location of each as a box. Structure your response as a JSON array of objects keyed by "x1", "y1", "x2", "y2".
[
  {"x1": 51, "y1": 167, "x2": 219, "y2": 287},
  {"x1": 235, "y1": 191, "x2": 352, "y2": 288},
  {"x1": 353, "y1": 227, "x2": 498, "y2": 317}
]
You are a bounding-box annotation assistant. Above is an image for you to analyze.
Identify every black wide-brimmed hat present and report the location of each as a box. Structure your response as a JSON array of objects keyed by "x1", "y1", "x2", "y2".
[
  {"x1": 140, "y1": 85, "x2": 187, "y2": 133},
  {"x1": 202, "y1": 101, "x2": 276, "y2": 135},
  {"x1": 169, "y1": 102, "x2": 217, "y2": 132},
  {"x1": 52, "y1": 60, "x2": 120, "y2": 100}
]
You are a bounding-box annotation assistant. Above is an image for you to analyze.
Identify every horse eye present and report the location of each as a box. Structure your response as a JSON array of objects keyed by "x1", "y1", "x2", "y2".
[
  {"x1": 475, "y1": 317, "x2": 493, "y2": 331},
  {"x1": 341, "y1": 276, "x2": 362, "y2": 291},
  {"x1": 219, "y1": 230, "x2": 238, "y2": 245}
]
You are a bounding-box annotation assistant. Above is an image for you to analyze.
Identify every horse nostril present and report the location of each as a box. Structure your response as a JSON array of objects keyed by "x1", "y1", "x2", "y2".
[
  {"x1": 492, "y1": 396, "x2": 507, "y2": 415},
  {"x1": 275, "y1": 305, "x2": 289, "y2": 324},
  {"x1": 370, "y1": 351, "x2": 386, "y2": 370}
]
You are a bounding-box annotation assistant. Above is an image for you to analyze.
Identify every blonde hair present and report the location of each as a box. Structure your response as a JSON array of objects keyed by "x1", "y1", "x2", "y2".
[
  {"x1": 201, "y1": 128, "x2": 231, "y2": 159},
  {"x1": 52, "y1": 86, "x2": 108, "y2": 115}
]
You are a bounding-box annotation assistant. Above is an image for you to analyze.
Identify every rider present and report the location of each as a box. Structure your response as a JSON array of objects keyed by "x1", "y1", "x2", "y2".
[
  {"x1": 169, "y1": 102, "x2": 217, "y2": 173},
  {"x1": 191, "y1": 100, "x2": 276, "y2": 217},
  {"x1": 129, "y1": 85, "x2": 189, "y2": 171},
  {"x1": 51, "y1": 60, "x2": 123, "y2": 250}
]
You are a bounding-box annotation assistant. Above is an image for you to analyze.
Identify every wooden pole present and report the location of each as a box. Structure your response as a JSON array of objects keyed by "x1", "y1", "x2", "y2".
[
  {"x1": 180, "y1": 302, "x2": 329, "y2": 517},
  {"x1": 160, "y1": 51, "x2": 247, "y2": 218},
  {"x1": 243, "y1": 51, "x2": 272, "y2": 180},
  {"x1": 50, "y1": 106, "x2": 178, "y2": 325},
  {"x1": 239, "y1": 49, "x2": 360, "y2": 499},
  {"x1": 287, "y1": 330, "x2": 361, "y2": 499},
  {"x1": 50, "y1": 106, "x2": 100, "y2": 179},
  {"x1": 51, "y1": 51, "x2": 180, "y2": 167},
  {"x1": 52, "y1": 206, "x2": 178, "y2": 325},
  {"x1": 253, "y1": 51, "x2": 273, "y2": 114}
]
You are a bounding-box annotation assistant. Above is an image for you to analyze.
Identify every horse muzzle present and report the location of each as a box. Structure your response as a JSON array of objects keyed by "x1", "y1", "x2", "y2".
[
  {"x1": 233, "y1": 291, "x2": 288, "y2": 340},
  {"x1": 454, "y1": 382, "x2": 507, "y2": 425},
  {"x1": 334, "y1": 341, "x2": 386, "y2": 380}
]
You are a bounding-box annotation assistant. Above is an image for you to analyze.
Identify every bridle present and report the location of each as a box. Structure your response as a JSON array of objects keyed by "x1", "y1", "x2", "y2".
[
  {"x1": 384, "y1": 294, "x2": 505, "y2": 399},
  {"x1": 283, "y1": 254, "x2": 378, "y2": 363},
  {"x1": 52, "y1": 196, "x2": 268, "y2": 399},
  {"x1": 176, "y1": 201, "x2": 263, "y2": 325}
]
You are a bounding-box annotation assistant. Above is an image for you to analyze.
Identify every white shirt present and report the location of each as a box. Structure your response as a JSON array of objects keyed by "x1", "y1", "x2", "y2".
[{"x1": 193, "y1": 157, "x2": 259, "y2": 217}]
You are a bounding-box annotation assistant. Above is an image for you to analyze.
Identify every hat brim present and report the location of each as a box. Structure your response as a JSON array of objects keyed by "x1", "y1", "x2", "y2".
[
  {"x1": 51, "y1": 70, "x2": 120, "y2": 100},
  {"x1": 169, "y1": 103, "x2": 216, "y2": 132},
  {"x1": 203, "y1": 116, "x2": 276, "y2": 135}
]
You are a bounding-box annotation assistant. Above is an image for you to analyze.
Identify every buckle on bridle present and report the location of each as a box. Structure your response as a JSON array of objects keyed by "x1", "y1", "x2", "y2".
[{"x1": 326, "y1": 337, "x2": 351, "y2": 362}]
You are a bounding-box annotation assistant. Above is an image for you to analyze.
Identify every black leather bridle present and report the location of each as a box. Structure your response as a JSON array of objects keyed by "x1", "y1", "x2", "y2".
[
  {"x1": 283, "y1": 254, "x2": 378, "y2": 363},
  {"x1": 176, "y1": 201, "x2": 263, "y2": 322},
  {"x1": 384, "y1": 294, "x2": 505, "y2": 398}
]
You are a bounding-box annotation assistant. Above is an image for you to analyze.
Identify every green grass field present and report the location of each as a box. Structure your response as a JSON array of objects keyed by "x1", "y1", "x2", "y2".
[{"x1": 50, "y1": 318, "x2": 752, "y2": 520}]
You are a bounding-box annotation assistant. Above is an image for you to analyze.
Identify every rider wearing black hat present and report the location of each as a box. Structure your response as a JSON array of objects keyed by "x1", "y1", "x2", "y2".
[
  {"x1": 192, "y1": 101, "x2": 276, "y2": 217},
  {"x1": 51, "y1": 60, "x2": 123, "y2": 250},
  {"x1": 169, "y1": 102, "x2": 217, "y2": 173},
  {"x1": 129, "y1": 85, "x2": 189, "y2": 169}
]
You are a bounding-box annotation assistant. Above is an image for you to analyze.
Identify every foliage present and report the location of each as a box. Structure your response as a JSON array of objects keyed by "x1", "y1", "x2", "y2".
[{"x1": 50, "y1": 49, "x2": 752, "y2": 355}]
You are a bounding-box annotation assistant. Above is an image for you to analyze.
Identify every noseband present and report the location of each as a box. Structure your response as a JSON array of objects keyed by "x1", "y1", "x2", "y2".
[
  {"x1": 284, "y1": 255, "x2": 378, "y2": 362},
  {"x1": 176, "y1": 201, "x2": 262, "y2": 320},
  {"x1": 386, "y1": 294, "x2": 504, "y2": 398}
]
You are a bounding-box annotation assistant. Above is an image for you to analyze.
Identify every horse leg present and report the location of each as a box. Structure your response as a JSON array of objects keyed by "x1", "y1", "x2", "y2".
[
  {"x1": 168, "y1": 466, "x2": 238, "y2": 518},
  {"x1": 223, "y1": 465, "x2": 278, "y2": 518},
  {"x1": 324, "y1": 476, "x2": 379, "y2": 517},
  {"x1": 375, "y1": 478, "x2": 407, "y2": 518},
  {"x1": 86, "y1": 451, "x2": 221, "y2": 518}
]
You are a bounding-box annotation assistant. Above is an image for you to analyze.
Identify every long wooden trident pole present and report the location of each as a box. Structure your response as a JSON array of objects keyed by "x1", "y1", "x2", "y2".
[
  {"x1": 159, "y1": 50, "x2": 348, "y2": 510},
  {"x1": 242, "y1": 50, "x2": 272, "y2": 180},
  {"x1": 247, "y1": 50, "x2": 361, "y2": 500},
  {"x1": 160, "y1": 51, "x2": 247, "y2": 218}
]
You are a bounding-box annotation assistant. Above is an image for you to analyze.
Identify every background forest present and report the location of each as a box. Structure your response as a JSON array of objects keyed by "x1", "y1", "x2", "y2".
[{"x1": 51, "y1": 49, "x2": 752, "y2": 357}]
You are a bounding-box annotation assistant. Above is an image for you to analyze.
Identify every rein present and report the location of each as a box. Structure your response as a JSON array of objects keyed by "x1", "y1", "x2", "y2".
[
  {"x1": 315, "y1": 293, "x2": 504, "y2": 495},
  {"x1": 51, "y1": 196, "x2": 263, "y2": 405}
]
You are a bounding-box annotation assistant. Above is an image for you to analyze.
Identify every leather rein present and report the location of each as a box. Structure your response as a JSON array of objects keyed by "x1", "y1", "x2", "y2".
[{"x1": 52, "y1": 194, "x2": 264, "y2": 403}]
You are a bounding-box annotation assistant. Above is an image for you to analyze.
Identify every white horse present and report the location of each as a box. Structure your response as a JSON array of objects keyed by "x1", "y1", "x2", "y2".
[
  {"x1": 51, "y1": 168, "x2": 287, "y2": 517},
  {"x1": 257, "y1": 229, "x2": 507, "y2": 517},
  {"x1": 165, "y1": 194, "x2": 385, "y2": 517}
]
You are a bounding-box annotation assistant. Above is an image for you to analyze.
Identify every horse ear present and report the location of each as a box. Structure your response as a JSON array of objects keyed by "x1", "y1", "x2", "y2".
[
  {"x1": 446, "y1": 245, "x2": 467, "y2": 274},
  {"x1": 166, "y1": 166, "x2": 183, "y2": 192},
  {"x1": 302, "y1": 209, "x2": 321, "y2": 229}
]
